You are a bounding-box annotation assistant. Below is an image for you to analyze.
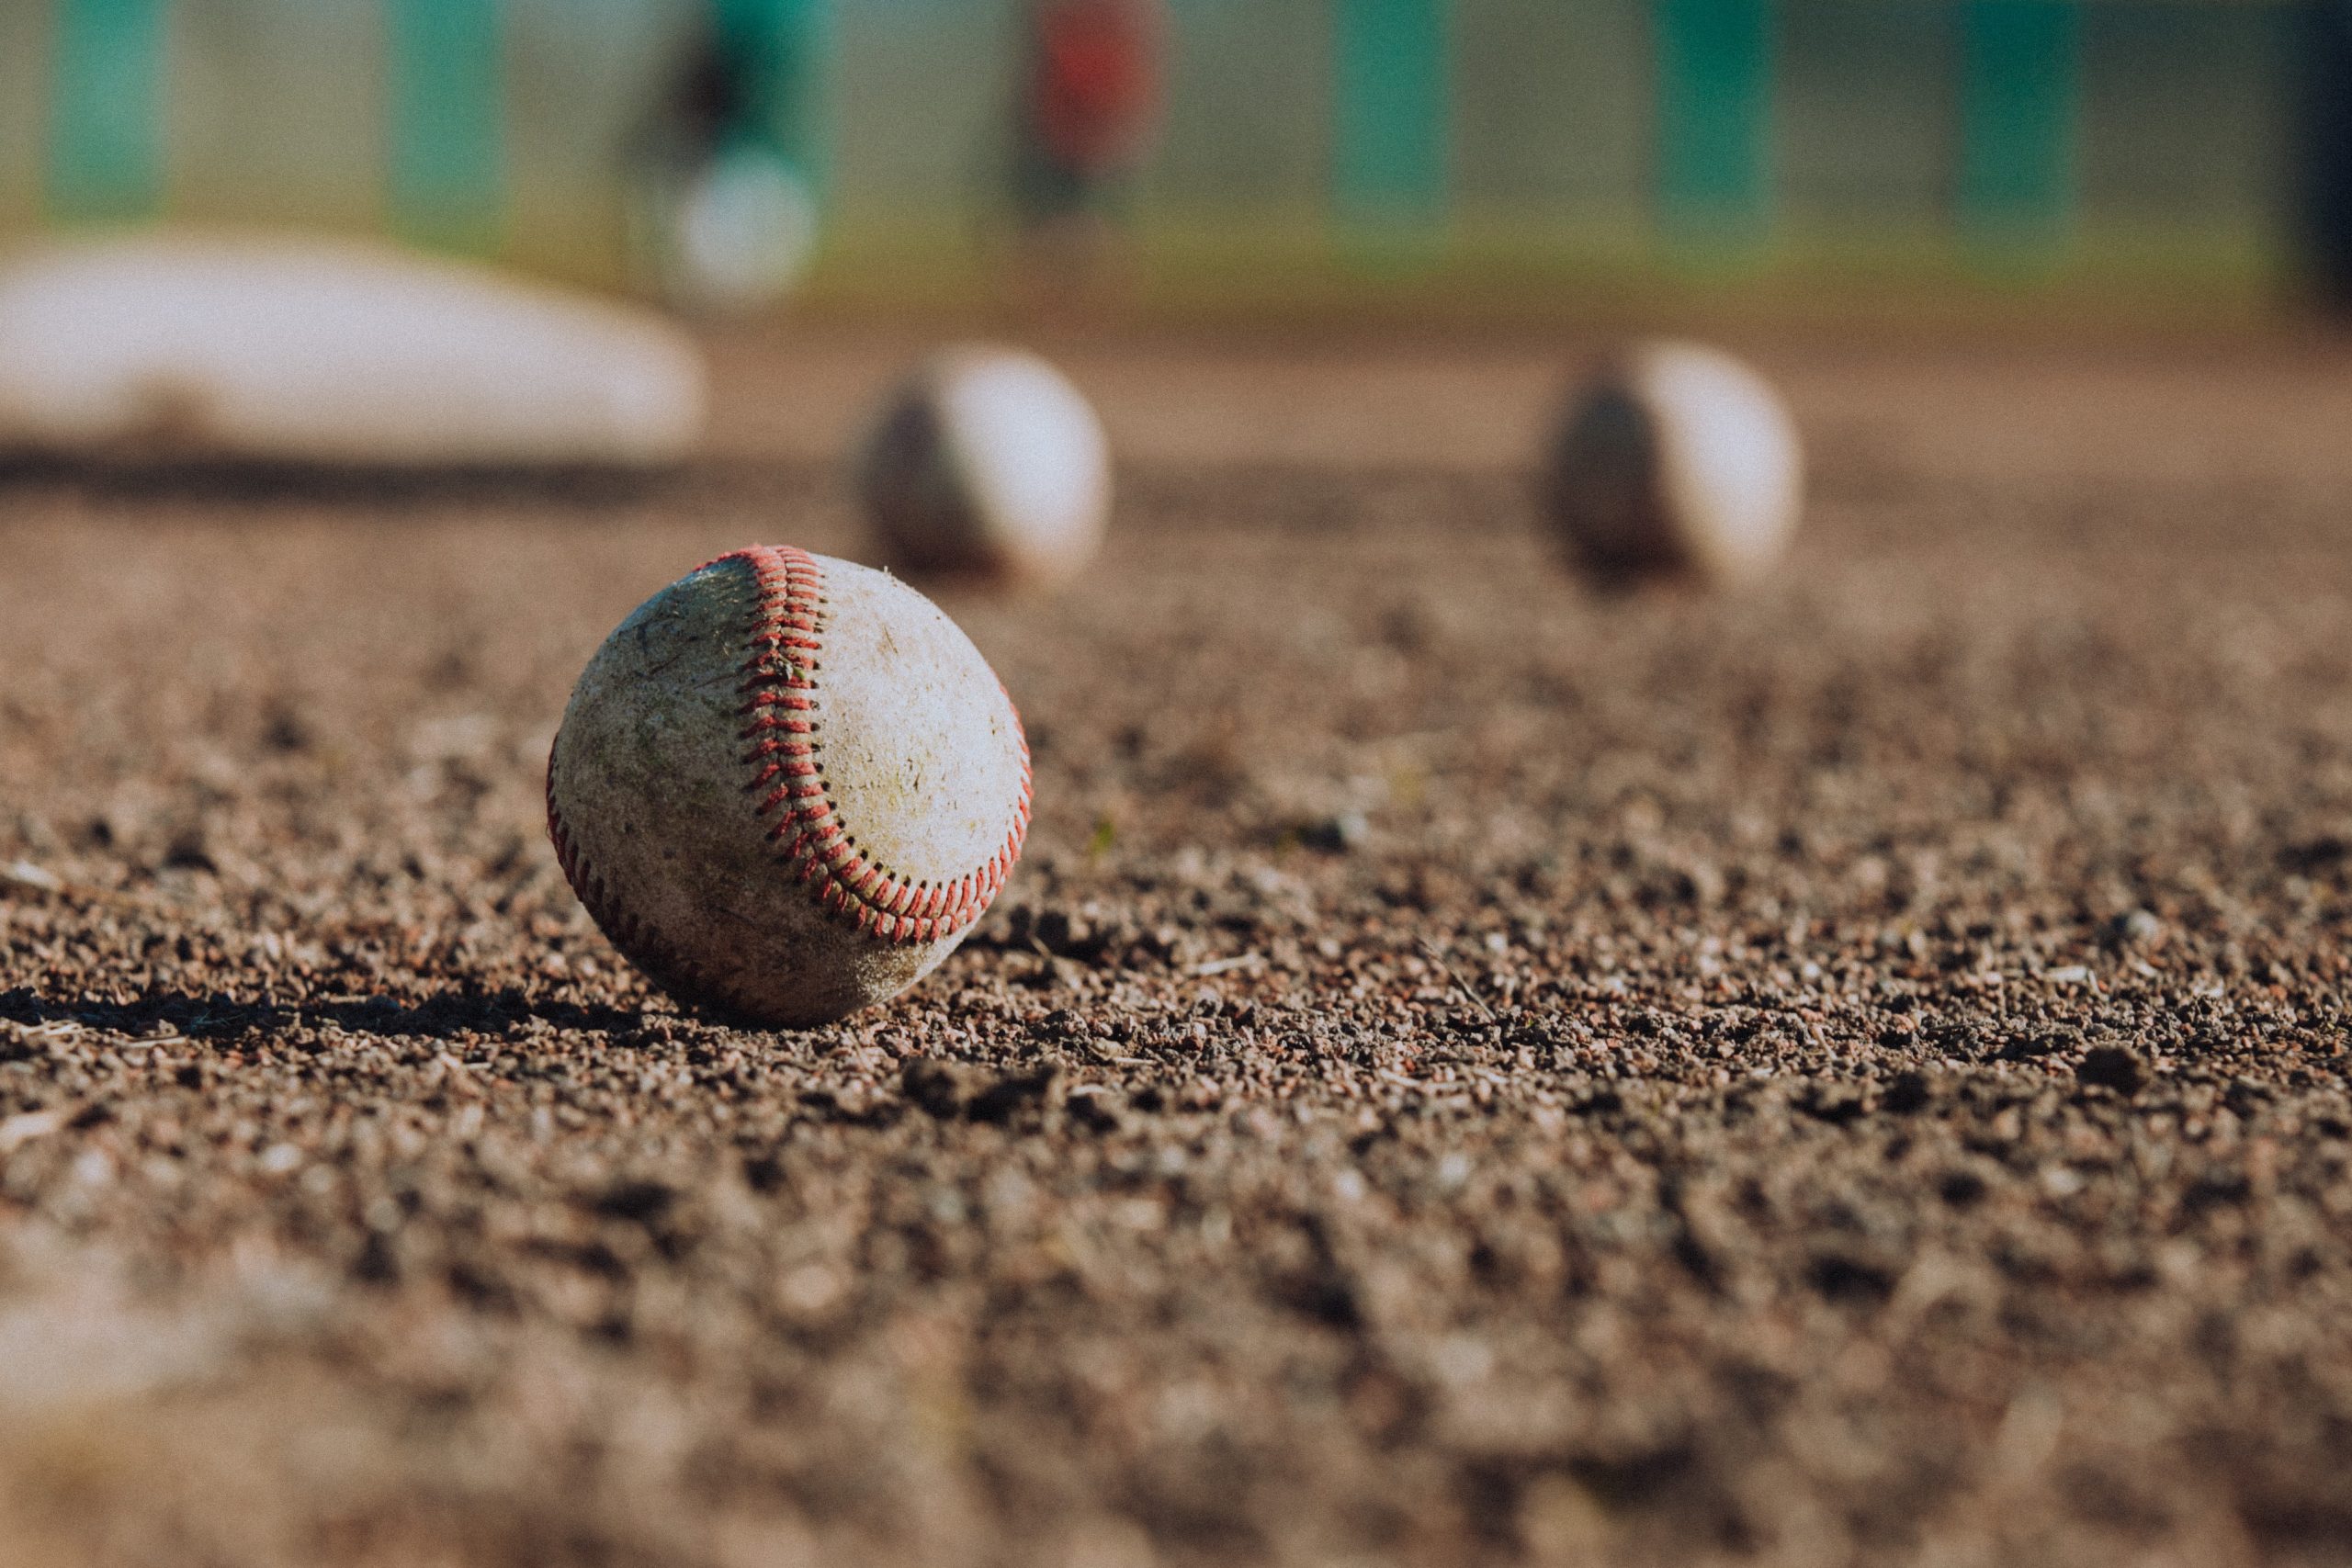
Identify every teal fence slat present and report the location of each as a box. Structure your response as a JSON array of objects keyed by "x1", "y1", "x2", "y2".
[
  {"x1": 714, "y1": 0, "x2": 834, "y2": 192},
  {"x1": 1332, "y1": 0, "x2": 1450, "y2": 226},
  {"x1": 1656, "y1": 0, "x2": 1773, "y2": 241},
  {"x1": 1958, "y1": 0, "x2": 2080, "y2": 245},
  {"x1": 387, "y1": 0, "x2": 503, "y2": 248},
  {"x1": 48, "y1": 0, "x2": 169, "y2": 220}
]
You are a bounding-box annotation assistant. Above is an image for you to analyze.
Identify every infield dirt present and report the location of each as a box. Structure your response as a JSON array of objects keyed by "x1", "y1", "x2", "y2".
[{"x1": 3, "y1": 330, "x2": 2351, "y2": 1568}]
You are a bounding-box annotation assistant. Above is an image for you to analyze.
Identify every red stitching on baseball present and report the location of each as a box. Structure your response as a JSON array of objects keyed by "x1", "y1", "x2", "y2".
[{"x1": 723, "y1": 545, "x2": 1031, "y2": 947}]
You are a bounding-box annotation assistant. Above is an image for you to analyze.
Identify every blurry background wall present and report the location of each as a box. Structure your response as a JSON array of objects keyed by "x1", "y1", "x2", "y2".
[{"x1": 0, "y1": 0, "x2": 2315, "y2": 321}]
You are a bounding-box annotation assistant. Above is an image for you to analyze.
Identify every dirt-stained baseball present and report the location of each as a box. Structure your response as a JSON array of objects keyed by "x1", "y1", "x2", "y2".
[
  {"x1": 546, "y1": 546, "x2": 1031, "y2": 1027},
  {"x1": 1544, "y1": 340, "x2": 1803, "y2": 588},
  {"x1": 854, "y1": 344, "x2": 1111, "y2": 588}
]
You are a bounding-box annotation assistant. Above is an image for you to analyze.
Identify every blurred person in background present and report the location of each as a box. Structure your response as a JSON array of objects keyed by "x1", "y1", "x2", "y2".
[
  {"x1": 1009, "y1": 0, "x2": 1168, "y2": 316},
  {"x1": 632, "y1": 3, "x2": 821, "y2": 315}
]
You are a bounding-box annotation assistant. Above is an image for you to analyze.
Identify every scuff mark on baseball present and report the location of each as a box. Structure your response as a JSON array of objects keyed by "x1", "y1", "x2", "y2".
[
  {"x1": 1545, "y1": 340, "x2": 1804, "y2": 589},
  {"x1": 547, "y1": 547, "x2": 1032, "y2": 1028}
]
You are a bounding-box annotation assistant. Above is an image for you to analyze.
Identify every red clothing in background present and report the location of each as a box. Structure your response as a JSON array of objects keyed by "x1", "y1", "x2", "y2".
[{"x1": 1024, "y1": 0, "x2": 1167, "y2": 175}]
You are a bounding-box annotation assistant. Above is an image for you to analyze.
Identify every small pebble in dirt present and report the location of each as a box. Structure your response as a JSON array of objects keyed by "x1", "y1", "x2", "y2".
[
  {"x1": 1300, "y1": 811, "x2": 1369, "y2": 853},
  {"x1": 2076, "y1": 1044, "x2": 2150, "y2": 1094}
]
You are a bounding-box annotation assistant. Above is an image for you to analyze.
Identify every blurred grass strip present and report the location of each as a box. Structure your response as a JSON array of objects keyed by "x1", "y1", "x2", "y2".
[{"x1": 785, "y1": 211, "x2": 2280, "y2": 335}]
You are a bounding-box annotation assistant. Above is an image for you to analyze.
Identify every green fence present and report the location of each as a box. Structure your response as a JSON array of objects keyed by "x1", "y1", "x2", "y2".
[{"x1": 0, "y1": 0, "x2": 2305, "y2": 310}]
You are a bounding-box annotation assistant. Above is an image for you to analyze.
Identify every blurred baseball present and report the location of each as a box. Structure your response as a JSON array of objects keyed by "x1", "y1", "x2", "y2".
[
  {"x1": 1544, "y1": 340, "x2": 1803, "y2": 587},
  {"x1": 0, "y1": 233, "x2": 705, "y2": 466},
  {"x1": 659, "y1": 143, "x2": 820, "y2": 315},
  {"x1": 855, "y1": 345, "x2": 1111, "y2": 588},
  {"x1": 547, "y1": 546, "x2": 1032, "y2": 1028}
]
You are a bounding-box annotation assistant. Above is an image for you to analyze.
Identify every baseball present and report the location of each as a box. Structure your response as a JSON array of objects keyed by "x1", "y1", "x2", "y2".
[
  {"x1": 0, "y1": 233, "x2": 705, "y2": 467},
  {"x1": 546, "y1": 546, "x2": 1031, "y2": 1027},
  {"x1": 854, "y1": 344, "x2": 1111, "y2": 588},
  {"x1": 657, "y1": 143, "x2": 821, "y2": 315},
  {"x1": 1544, "y1": 340, "x2": 1803, "y2": 588}
]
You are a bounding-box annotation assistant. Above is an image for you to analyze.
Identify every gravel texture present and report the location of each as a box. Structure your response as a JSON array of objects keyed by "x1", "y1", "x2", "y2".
[{"x1": 2, "y1": 334, "x2": 2350, "y2": 1568}]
